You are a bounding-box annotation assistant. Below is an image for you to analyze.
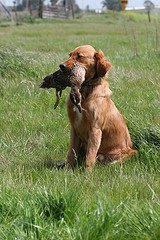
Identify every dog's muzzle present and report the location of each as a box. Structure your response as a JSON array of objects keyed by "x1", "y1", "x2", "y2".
[{"x1": 59, "y1": 63, "x2": 72, "y2": 76}]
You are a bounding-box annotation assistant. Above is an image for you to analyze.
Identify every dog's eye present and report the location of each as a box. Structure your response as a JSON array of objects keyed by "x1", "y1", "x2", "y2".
[{"x1": 77, "y1": 53, "x2": 84, "y2": 59}]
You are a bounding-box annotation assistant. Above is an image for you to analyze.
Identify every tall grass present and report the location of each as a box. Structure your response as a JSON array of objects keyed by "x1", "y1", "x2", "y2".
[{"x1": 0, "y1": 12, "x2": 160, "y2": 239}]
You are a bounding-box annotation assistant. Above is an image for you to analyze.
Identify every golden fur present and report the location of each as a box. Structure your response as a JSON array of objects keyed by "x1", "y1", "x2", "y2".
[{"x1": 60, "y1": 45, "x2": 137, "y2": 171}]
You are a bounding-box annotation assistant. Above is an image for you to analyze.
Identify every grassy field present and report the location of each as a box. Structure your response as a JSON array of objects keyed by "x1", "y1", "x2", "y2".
[{"x1": 0, "y1": 12, "x2": 160, "y2": 239}]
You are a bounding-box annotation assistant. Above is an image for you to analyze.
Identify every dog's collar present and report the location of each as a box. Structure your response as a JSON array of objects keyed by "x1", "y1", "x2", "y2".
[
  {"x1": 79, "y1": 77, "x2": 102, "y2": 101},
  {"x1": 81, "y1": 77, "x2": 101, "y2": 87}
]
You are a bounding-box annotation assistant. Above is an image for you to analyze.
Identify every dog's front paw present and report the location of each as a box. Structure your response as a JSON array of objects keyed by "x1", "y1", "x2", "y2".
[{"x1": 55, "y1": 160, "x2": 66, "y2": 170}]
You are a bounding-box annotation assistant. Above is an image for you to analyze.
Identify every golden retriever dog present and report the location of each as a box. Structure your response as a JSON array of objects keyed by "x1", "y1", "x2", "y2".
[{"x1": 59, "y1": 45, "x2": 137, "y2": 171}]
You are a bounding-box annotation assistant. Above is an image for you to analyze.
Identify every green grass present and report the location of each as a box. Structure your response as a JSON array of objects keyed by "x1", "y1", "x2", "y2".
[{"x1": 0, "y1": 12, "x2": 160, "y2": 239}]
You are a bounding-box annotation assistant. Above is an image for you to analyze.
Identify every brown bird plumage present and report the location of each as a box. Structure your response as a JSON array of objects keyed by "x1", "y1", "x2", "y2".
[{"x1": 69, "y1": 62, "x2": 85, "y2": 113}]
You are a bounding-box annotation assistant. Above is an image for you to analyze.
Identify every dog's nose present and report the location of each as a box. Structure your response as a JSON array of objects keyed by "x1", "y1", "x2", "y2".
[{"x1": 59, "y1": 63, "x2": 66, "y2": 70}]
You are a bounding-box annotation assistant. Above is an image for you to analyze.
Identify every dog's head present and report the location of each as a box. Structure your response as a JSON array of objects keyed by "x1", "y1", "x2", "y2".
[{"x1": 59, "y1": 45, "x2": 112, "y2": 81}]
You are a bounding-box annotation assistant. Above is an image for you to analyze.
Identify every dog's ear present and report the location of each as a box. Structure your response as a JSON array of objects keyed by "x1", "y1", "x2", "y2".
[{"x1": 95, "y1": 50, "x2": 112, "y2": 77}]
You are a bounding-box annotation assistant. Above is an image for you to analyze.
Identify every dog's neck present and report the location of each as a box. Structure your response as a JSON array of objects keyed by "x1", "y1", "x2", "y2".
[
  {"x1": 80, "y1": 77, "x2": 111, "y2": 100},
  {"x1": 82, "y1": 75, "x2": 101, "y2": 87}
]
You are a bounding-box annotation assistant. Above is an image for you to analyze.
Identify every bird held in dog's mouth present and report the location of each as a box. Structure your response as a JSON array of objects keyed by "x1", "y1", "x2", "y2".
[
  {"x1": 68, "y1": 63, "x2": 85, "y2": 113},
  {"x1": 40, "y1": 63, "x2": 85, "y2": 112}
]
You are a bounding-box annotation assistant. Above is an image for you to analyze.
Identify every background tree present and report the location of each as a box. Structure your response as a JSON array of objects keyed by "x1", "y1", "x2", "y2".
[
  {"x1": 16, "y1": 0, "x2": 44, "y2": 11},
  {"x1": 68, "y1": 0, "x2": 76, "y2": 18},
  {"x1": 15, "y1": 0, "x2": 45, "y2": 17},
  {"x1": 38, "y1": 0, "x2": 43, "y2": 18},
  {"x1": 50, "y1": 0, "x2": 58, "y2": 6},
  {"x1": 86, "y1": 4, "x2": 90, "y2": 12},
  {"x1": 144, "y1": 0, "x2": 155, "y2": 22},
  {"x1": 102, "y1": 0, "x2": 121, "y2": 11}
]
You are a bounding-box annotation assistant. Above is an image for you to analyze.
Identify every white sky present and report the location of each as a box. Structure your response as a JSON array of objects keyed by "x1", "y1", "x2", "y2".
[
  {"x1": 76, "y1": 0, "x2": 160, "y2": 9},
  {"x1": 2, "y1": 0, "x2": 160, "y2": 9}
]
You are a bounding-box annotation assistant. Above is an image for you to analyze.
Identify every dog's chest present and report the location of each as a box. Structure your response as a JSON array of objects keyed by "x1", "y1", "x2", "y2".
[
  {"x1": 73, "y1": 106, "x2": 83, "y2": 125},
  {"x1": 71, "y1": 105, "x2": 88, "y2": 141},
  {"x1": 67, "y1": 98, "x2": 88, "y2": 139}
]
